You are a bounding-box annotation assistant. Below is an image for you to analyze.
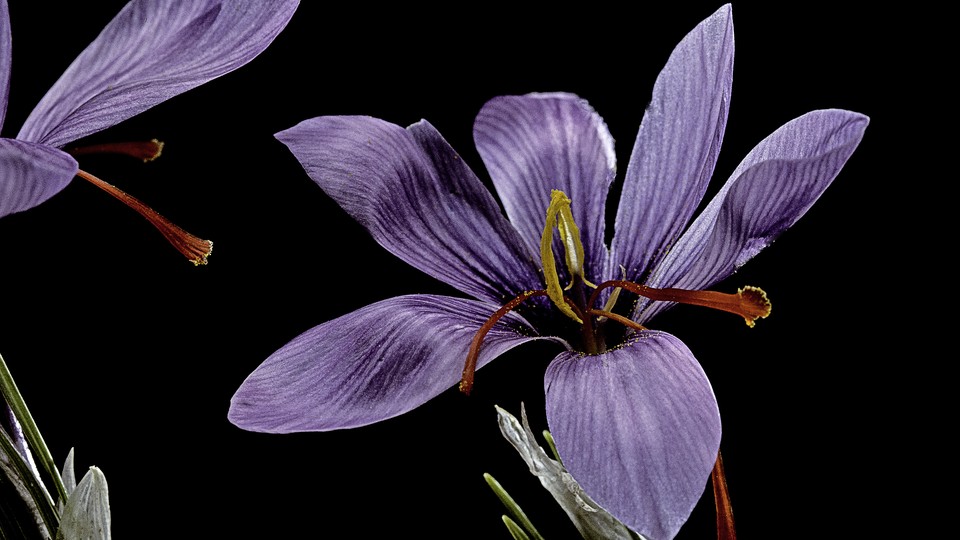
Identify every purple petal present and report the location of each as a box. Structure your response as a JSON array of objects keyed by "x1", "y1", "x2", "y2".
[
  {"x1": 229, "y1": 295, "x2": 562, "y2": 433},
  {"x1": 474, "y1": 93, "x2": 616, "y2": 283},
  {"x1": 638, "y1": 109, "x2": 868, "y2": 321},
  {"x1": 611, "y1": 4, "x2": 734, "y2": 283},
  {"x1": 275, "y1": 116, "x2": 543, "y2": 304},
  {"x1": 0, "y1": 138, "x2": 78, "y2": 218},
  {"x1": 545, "y1": 331, "x2": 721, "y2": 540},
  {"x1": 17, "y1": 0, "x2": 299, "y2": 148},
  {"x1": 0, "y1": 0, "x2": 10, "y2": 129}
]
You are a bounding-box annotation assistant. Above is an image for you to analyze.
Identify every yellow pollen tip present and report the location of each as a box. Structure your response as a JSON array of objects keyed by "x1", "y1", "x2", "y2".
[
  {"x1": 144, "y1": 139, "x2": 164, "y2": 162},
  {"x1": 190, "y1": 240, "x2": 213, "y2": 266}
]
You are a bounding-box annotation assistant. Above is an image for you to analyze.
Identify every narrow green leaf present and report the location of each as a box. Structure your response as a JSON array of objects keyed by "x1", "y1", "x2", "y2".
[
  {"x1": 0, "y1": 468, "x2": 53, "y2": 540},
  {"x1": 541, "y1": 430, "x2": 561, "y2": 464},
  {"x1": 501, "y1": 515, "x2": 532, "y2": 540},
  {"x1": 0, "y1": 424, "x2": 58, "y2": 538},
  {"x1": 0, "y1": 354, "x2": 67, "y2": 503},
  {"x1": 483, "y1": 473, "x2": 544, "y2": 540}
]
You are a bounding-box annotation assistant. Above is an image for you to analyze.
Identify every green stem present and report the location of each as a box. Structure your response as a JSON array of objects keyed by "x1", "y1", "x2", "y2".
[{"x1": 0, "y1": 353, "x2": 68, "y2": 503}]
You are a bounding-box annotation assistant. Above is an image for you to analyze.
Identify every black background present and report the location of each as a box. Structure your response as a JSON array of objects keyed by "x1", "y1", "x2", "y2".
[{"x1": 1, "y1": 2, "x2": 914, "y2": 538}]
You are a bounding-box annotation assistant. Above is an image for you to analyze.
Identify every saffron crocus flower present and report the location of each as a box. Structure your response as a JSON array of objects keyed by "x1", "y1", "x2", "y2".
[
  {"x1": 229, "y1": 5, "x2": 868, "y2": 538},
  {"x1": 0, "y1": 0, "x2": 299, "y2": 263}
]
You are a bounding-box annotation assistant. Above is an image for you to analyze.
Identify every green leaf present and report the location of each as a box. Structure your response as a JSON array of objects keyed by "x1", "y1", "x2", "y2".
[
  {"x1": 0, "y1": 423, "x2": 58, "y2": 538},
  {"x1": 541, "y1": 430, "x2": 561, "y2": 464},
  {"x1": 0, "y1": 353, "x2": 67, "y2": 503},
  {"x1": 501, "y1": 515, "x2": 532, "y2": 540},
  {"x1": 483, "y1": 473, "x2": 544, "y2": 540}
]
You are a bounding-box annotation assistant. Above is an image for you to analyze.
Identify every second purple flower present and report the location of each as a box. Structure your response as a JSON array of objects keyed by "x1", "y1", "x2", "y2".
[{"x1": 229, "y1": 5, "x2": 868, "y2": 539}]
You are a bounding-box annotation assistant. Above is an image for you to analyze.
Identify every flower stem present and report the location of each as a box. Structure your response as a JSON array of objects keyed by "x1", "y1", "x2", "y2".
[{"x1": 568, "y1": 275, "x2": 602, "y2": 354}]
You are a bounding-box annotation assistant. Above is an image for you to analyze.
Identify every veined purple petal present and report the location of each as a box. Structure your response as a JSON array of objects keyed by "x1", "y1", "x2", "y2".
[
  {"x1": 545, "y1": 331, "x2": 721, "y2": 540},
  {"x1": 637, "y1": 109, "x2": 868, "y2": 322},
  {"x1": 0, "y1": 138, "x2": 78, "y2": 218},
  {"x1": 229, "y1": 295, "x2": 563, "y2": 433},
  {"x1": 474, "y1": 93, "x2": 616, "y2": 283},
  {"x1": 611, "y1": 4, "x2": 734, "y2": 283},
  {"x1": 0, "y1": 0, "x2": 10, "y2": 129},
  {"x1": 17, "y1": 0, "x2": 299, "y2": 148},
  {"x1": 276, "y1": 116, "x2": 543, "y2": 304}
]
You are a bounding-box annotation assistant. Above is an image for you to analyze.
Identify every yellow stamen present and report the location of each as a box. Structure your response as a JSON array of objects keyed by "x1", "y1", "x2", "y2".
[{"x1": 539, "y1": 190, "x2": 596, "y2": 323}]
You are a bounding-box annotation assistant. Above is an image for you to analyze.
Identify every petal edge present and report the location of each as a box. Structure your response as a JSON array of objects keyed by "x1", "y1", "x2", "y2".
[
  {"x1": 0, "y1": 139, "x2": 78, "y2": 218},
  {"x1": 230, "y1": 295, "x2": 562, "y2": 433},
  {"x1": 638, "y1": 109, "x2": 869, "y2": 321},
  {"x1": 18, "y1": 0, "x2": 299, "y2": 147}
]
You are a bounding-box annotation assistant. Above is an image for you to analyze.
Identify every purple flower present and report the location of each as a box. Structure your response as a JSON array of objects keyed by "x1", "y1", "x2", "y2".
[
  {"x1": 229, "y1": 5, "x2": 867, "y2": 539},
  {"x1": 0, "y1": 0, "x2": 299, "y2": 262}
]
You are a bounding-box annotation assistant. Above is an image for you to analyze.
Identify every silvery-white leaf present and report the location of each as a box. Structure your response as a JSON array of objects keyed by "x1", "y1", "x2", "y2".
[
  {"x1": 495, "y1": 405, "x2": 646, "y2": 540},
  {"x1": 56, "y1": 466, "x2": 110, "y2": 540},
  {"x1": 58, "y1": 448, "x2": 77, "y2": 514}
]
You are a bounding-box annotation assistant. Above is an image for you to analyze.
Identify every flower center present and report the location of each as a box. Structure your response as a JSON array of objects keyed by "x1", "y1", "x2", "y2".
[
  {"x1": 458, "y1": 189, "x2": 771, "y2": 395},
  {"x1": 67, "y1": 140, "x2": 213, "y2": 265}
]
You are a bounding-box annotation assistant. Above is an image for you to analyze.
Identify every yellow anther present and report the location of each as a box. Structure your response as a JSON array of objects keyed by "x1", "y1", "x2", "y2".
[{"x1": 540, "y1": 190, "x2": 595, "y2": 323}]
